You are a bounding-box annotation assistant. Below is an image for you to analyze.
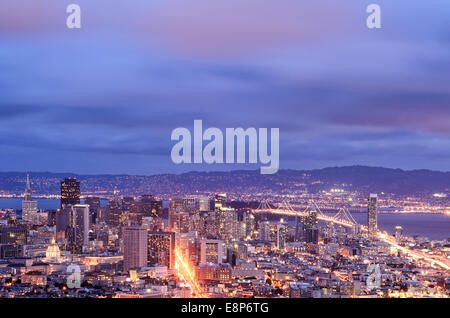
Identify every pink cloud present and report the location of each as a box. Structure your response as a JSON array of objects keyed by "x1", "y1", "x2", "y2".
[{"x1": 140, "y1": 0, "x2": 359, "y2": 57}]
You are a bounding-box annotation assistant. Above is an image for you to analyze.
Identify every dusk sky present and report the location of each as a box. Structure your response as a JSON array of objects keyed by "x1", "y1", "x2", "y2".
[{"x1": 1, "y1": 0, "x2": 450, "y2": 174}]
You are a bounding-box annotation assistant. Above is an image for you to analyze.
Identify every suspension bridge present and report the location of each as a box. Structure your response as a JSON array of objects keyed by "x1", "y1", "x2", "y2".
[
  {"x1": 254, "y1": 199, "x2": 362, "y2": 229},
  {"x1": 253, "y1": 199, "x2": 450, "y2": 270}
]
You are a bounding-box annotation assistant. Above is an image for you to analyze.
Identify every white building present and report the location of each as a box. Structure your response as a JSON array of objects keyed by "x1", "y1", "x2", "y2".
[{"x1": 22, "y1": 174, "x2": 38, "y2": 223}]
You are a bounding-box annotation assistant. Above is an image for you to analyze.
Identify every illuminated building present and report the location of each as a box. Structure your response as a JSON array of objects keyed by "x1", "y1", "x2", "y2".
[
  {"x1": 200, "y1": 239, "x2": 224, "y2": 264},
  {"x1": 22, "y1": 174, "x2": 38, "y2": 223},
  {"x1": 56, "y1": 204, "x2": 72, "y2": 237},
  {"x1": 73, "y1": 204, "x2": 90, "y2": 250},
  {"x1": 214, "y1": 193, "x2": 227, "y2": 206},
  {"x1": 196, "y1": 263, "x2": 232, "y2": 283},
  {"x1": 277, "y1": 222, "x2": 287, "y2": 250},
  {"x1": 84, "y1": 196, "x2": 100, "y2": 224},
  {"x1": 21, "y1": 272, "x2": 47, "y2": 286},
  {"x1": 44, "y1": 237, "x2": 61, "y2": 263},
  {"x1": 148, "y1": 231, "x2": 175, "y2": 269},
  {"x1": 0, "y1": 227, "x2": 27, "y2": 245},
  {"x1": 299, "y1": 207, "x2": 318, "y2": 241},
  {"x1": 259, "y1": 219, "x2": 270, "y2": 241},
  {"x1": 141, "y1": 216, "x2": 164, "y2": 232},
  {"x1": 395, "y1": 226, "x2": 403, "y2": 240},
  {"x1": 60, "y1": 178, "x2": 80, "y2": 209},
  {"x1": 104, "y1": 191, "x2": 122, "y2": 227},
  {"x1": 123, "y1": 226, "x2": 148, "y2": 272},
  {"x1": 367, "y1": 194, "x2": 378, "y2": 238},
  {"x1": 141, "y1": 195, "x2": 163, "y2": 218},
  {"x1": 245, "y1": 212, "x2": 255, "y2": 239},
  {"x1": 198, "y1": 196, "x2": 210, "y2": 212}
]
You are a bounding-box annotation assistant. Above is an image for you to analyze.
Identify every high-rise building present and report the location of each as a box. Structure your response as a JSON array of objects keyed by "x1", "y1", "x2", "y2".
[
  {"x1": 22, "y1": 174, "x2": 38, "y2": 223},
  {"x1": 123, "y1": 226, "x2": 148, "y2": 272},
  {"x1": 73, "y1": 204, "x2": 90, "y2": 250},
  {"x1": 259, "y1": 219, "x2": 270, "y2": 241},
  {"x1": 147, "y1": 231, "x2": 175, "y2": 269},
  {"x1": 300, "y1": 207, "x2": 318, "y2": 241},
  {"x1": 141, "y1": 195, "x2": 163, "y2": 218},
  {"x1": 367, "y1": 194, "x2": 378, "y2": 238},
  {"x1": 395, "y1": 225, "x2": 403, "y2": 240},
  {"x1": 214, "y1": 193, "x2": 227, "y2": 209},
  {"x1": 56, "y1": 204, "x2": 72, "y2": 236},
  {"x1": 200, "y1": 239, "x2": 225, "y2": 264},
  {"x1": 277, "y1": 222, "x2": 287, "y2": 250},
  {"x1": 84, "y1": 196, "x2": 100, "y2": 224},
  {"x1": 104, "y1": 191, "x2": 123, "y2": 227},
  {"x1": 198, "y1": 197, "x2": 210, "y2": 212},
  {"x1": 0, "y1": 227, "x2": 27, "y2": 245},
  {"x1": 60, "y1": 178, "x2": 80, "y2": 209}
]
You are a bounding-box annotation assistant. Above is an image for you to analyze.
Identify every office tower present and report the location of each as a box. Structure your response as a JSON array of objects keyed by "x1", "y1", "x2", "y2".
[
  {"x1": 198, "y1": 196, "x2": 210, "y2": 212},
  {"x1": 367, "y1": 194, "x2": 378, "y2": 238},
  {"x1": 305, "y1": 227, "x2": 319, "y2": 244},
  {"x1": 178, "y1": 212, "x2": 190, "y2": 233},
  {"x1": 141, "y1": 195, "x2": 163, "y2": 218},
  {"x1": 141, "y1": 216, "x2": 164, "y2": 232},
  {"x1": 0, "y1": 227, "x2": 27, "y2": 245},
  {"x1": 168, "y1": 198, "x2": 183, "y2": 231},
  {"x1": 205, "y1": 213, "x2": 218, "y2": 238},
  {"x1": 227, "y1": 246, "x2": 238, "y2": 267},
  {"x1": 237, "y1": 215, "x2": 247, "y2": 241},
  {"x1": 200, "y1": 239, "x2": 224, "y2": 264},
  {"x1": 259, "y1": 219, "x2": 270, "y2": 241},
  {"x1": 301, "y1": 207, "x2": 318, "y2": 241},
  {"x1": 56, "y1": 204, "x2": 72, "y2": 235},
  {"x1": 22, "y1": 174, "x2": 38, "y2": 223},
  {"x1": 277, "y1": 223, "x2": 287, "y2": 250},
  {"x1": 104, "y1": 191, "x2": 123, "y2": 227},
  {"x1": 352, "y1": 224, "x2": 362, "y2": 236},
  {"x1": 215, "y1": 205, "x2": 236, "y2": 240},
  {"x1": 123, "y1": 226, "x2": 148, "y2": 272},
  {"x1": 196, "y1": 263, "x2": 232, "y2": 283},
  {"x1": 121, "y1": 196, "x2": 135, "y2": 211},
  {"x1": 214, "y1": 193, "x2": 227, "y2": 209},
  {"x1": 73, "y1": 204, "x2": 90, "y2": 249},
  {"x1": 60, "y1": 178, "x2": 80, "y2": 209},
  {"x1": 395, "y1": 226, "x2": 403, "y2": 240},
  {"x1": 245, "y1": 212, "x2": 255, "y2": 239},
  {"x1": 182, "y1": 197, "x2": 197, "y2": 213},
  {"x1": 147, "y1": 231, "x2": 175, "y2": 269},
  {"x1": 84, "y1": 196, "x2": 100, "y2": 224}
]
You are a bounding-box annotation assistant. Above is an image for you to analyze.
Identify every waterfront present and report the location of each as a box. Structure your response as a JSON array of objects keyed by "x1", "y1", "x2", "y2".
[{"x1": 1, "y1": 198, "x2": 449, "y2": 240}]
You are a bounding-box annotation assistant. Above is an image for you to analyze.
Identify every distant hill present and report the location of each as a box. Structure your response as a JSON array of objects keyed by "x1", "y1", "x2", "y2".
[{"x1": 0, "y1": 166, "x2": 449, "y2": 196}]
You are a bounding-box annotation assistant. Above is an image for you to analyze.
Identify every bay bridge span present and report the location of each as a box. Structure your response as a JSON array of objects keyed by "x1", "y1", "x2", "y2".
[{"x1": 252, "y1": 199, "x2": 450, "y2": 270}]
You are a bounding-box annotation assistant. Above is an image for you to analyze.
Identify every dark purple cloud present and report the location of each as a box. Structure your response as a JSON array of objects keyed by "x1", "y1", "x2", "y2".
[{"x1": 0, "y1": 1, "x2": 450, "y2": 174}]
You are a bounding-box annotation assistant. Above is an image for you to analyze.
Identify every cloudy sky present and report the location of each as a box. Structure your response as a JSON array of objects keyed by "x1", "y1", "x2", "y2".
[{"x1": 1, "y1": 0, "x2": 450, "y2": 174}]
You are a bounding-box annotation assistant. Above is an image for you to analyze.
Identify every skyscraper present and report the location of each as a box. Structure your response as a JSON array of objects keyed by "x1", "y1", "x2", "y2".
[
  {"x1": 367, "y1": 194, "x2": 378, "y2": 238},
  {"x1": 73, "y1": 204, "x2": 90, "y2": 250},
  {"x1": 84, "y1": 196, "x2": 100, "y2": 224},
  {"x1": 22, "y1": 174, "x2": 37, "y2": 223},
  {"x1": 277, "y1": 222, "x2": 287, "y2": 251},
  {"x1": 259, "y1": 219, "x2": 270, "y2": 241},
  {"x1": 200, "y1": 239, "x2": 225, "y2": 264},
  {"x1": 141, "y1": 195, "x2": 163, "y2": 218},
  {"x1": 147, "y1": 231, "x2": 175, "y2": 269},
  {"x1": 104, "y1": 190, "x2": 123, "y2": 227},
  {"x1": 123, "y1": 226, "x2": 148, "y2": 272},
  {"x1": 60, "y1": 178, "x2": 80, "y2": 209}
]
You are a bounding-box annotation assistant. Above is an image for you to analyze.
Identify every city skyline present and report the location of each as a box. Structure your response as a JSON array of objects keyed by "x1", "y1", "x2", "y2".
[{"x1": 0, "y1": 177, "x2": 448, "y2": 298}]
